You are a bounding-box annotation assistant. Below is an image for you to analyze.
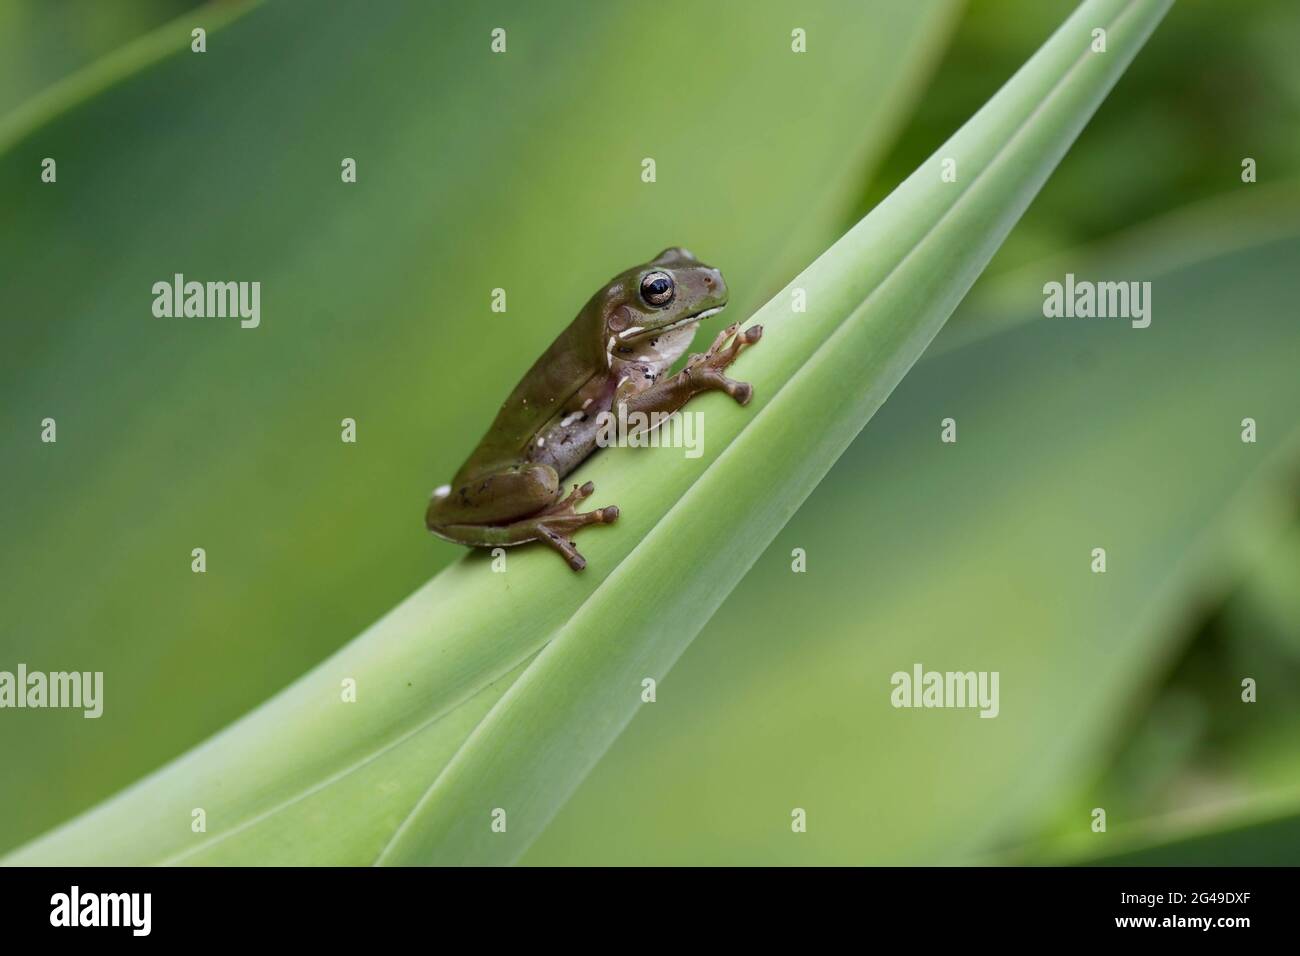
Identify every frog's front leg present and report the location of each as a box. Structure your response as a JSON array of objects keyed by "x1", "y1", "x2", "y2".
[
  {"x1": 427, "y1": 464, "x2": 618, "y2": 571},
  {"x1": 620, "y1": 322, "x2": 763, "y2": 421}
]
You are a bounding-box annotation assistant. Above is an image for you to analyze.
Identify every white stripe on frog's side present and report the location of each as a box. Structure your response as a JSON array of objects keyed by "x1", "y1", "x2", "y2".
[{"x1": 619, "y1": 306, "x2": 725, "y2": 340}]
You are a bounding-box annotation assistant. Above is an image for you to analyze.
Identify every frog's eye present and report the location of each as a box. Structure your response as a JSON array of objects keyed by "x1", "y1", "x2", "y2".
[{"x1": 639, "y1": 271, "x2": 675, "y2": 307}]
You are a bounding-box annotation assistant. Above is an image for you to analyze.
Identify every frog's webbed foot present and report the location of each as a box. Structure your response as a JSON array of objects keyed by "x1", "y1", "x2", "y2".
[
  {"x1": 684, "y1": 323, "x2": 763, "y2": 405},
  {"x1": 532, "y1": 481, "x2": 619, "y2": 571}
]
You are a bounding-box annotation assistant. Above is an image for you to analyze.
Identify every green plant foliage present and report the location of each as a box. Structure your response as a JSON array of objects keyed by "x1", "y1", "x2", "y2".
[
  {"x1": 3, "y1": 0, "x2": 1171, "y2": 866},
  {"x1": 0, "y1": 0, "x2": 956, "y2": 858},
  {"x1": 525, "y1": 197, "x2": 1300, "y2": 865}
]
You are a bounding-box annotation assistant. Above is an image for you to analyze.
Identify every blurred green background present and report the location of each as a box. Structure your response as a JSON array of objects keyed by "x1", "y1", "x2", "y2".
[{"x1": 2, "y1": 0, "x2": 1297, "y2": 864}]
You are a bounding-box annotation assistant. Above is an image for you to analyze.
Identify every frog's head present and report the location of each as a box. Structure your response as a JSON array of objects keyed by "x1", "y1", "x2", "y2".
[{"x1": 600, "y1": 247, "x2": 729, "y2": 360}]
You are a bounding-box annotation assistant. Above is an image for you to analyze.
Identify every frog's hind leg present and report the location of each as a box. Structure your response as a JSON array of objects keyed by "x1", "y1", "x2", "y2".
[
  {"x1": 428, "y1": 462, "x2": 561, "y2": 528},
  {"x1": 434, "y1": 481, "x2": 619, "y2": 572},
  {"x1": 522, "y1": 481, "x2": 620, "y2": 571}
]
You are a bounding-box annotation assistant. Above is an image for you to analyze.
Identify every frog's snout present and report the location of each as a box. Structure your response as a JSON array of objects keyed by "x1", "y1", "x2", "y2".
[{"x1": 701, "y1": 267, "x2": 729, "y2": 306}]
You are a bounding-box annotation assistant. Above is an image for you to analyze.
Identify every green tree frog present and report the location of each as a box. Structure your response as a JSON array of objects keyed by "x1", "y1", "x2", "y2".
[{"x1": 426, "y1": 247, "x2": 762, "y2": 570}]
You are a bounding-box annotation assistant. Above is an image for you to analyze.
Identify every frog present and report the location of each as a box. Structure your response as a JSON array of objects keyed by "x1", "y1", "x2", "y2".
[{"x1": 426, "y1": 247, "x2": 762, "y2": 571}]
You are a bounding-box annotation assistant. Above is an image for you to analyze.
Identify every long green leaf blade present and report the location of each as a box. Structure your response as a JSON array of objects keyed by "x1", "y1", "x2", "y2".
[
  {"x1": 526, "y1": 198, "x2": 1300, "y2": 864},
  {"x1": 5, "y1": 0, "x2": 1170, "y2": 868},
  {"x1": 378, "y1": 0, "x2": 1173, "y2": 864},
  {"x1": 1, "y1": 0, "x2": 955, "y2": 865}
]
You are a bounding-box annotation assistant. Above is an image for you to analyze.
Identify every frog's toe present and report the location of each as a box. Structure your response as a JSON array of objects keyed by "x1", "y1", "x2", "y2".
[
  {"x1": 545, "y1": 500, "x2": 619, "y2": 532},
  {"x1": 686, "y1": 363, "x2": 755, "y2": 405},
  {"x1": 538, "y1": 528, "x2": 587, "y2": 571},
  {"x1": 530, "y1": 494, "x2": 619, "y2": 571},
  {"x1": 548, "y1": 481, "x2": 598, "y2": 515},
  {"x1": 705, "y1": 322, "x2": 742, "y2": 355},
  {"x1": 714, "y1": 374, "x2": 753, "y2": 405},
  {"x1": 712, "y1": 323, "x2": 762, "y2": 369}
]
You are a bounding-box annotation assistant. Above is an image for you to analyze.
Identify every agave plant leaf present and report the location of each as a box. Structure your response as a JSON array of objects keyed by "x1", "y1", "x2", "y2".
[
  {"x1": 0, "y1": 0, "x2": 250, "y2": 130},
  {"x1": 0, "y1": 0, "x2": 954, "y2": 855},
  {"x1": 1073, "y1": 798, "x2": 1300, "y2": 866},
  {"x1": 524, "y1": 188, "x2": 1300, "y2": 864},
  {"x1": 3, "y1": 0, "x2": 1169, "y2": 865}
]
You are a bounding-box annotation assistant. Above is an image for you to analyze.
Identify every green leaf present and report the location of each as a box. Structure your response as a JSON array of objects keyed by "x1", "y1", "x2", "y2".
[
  {"x1": 1072, "y1": 799, "x2": 1300, "y2": 866},
  {"x1": 522, "y1": 190, "x2": 1300, "y2": 865},
  {"x1": 0, "y1": 0, "x2": 954, "y2": 855},
  {"x1": 0, "y1": 0, "x2": 257, "y2": 152},
  {"x1": 4, "y1": 0, "x2": 1169, "y2": 865}
]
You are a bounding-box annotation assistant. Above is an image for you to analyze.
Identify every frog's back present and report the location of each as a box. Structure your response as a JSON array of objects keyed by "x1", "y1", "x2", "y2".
[{"x1": 454, "y1": 315, "x2": 605, "y2": 480}]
